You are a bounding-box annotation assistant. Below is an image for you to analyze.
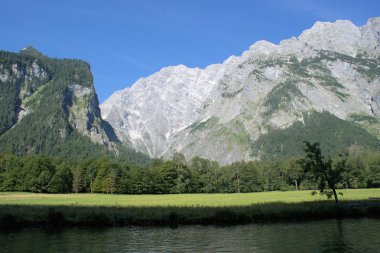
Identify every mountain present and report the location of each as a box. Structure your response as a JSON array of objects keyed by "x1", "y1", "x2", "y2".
[
  {"x1": 101, "y1": 17, "x2": 380, "y2": 163},
  {"x1": 0, "y1": 47, "x2": 147, "y2": 162}
]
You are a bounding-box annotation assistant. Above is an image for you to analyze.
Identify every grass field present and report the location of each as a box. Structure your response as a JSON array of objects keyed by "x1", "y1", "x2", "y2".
[
  {"x1": 1, "y1": 189, "x2": 379, "y2": 228},
  {"x1": 1, "y1": 189, "x2": 380, "y2": 207}
]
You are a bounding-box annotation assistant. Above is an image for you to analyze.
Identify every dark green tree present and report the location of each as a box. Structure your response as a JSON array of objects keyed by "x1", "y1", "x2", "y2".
[
  {"x1": 71, "y1": 165, "x2": 84, "y2": 193},
  {"x1": 364, "y1": 152, "x2": 380, "y2": 188},
  {"x1": 172, "y1": 152, "x2": 189, "y2": 193},
  {"x1": 48, "y1": 162, "x2": 72, "y2": 193},
  {"x1": 283, "y1": 158, "x2": 303, "y2": 190},
  {"x1": 21, "y1": 156, "x2": 54, "y2": 192},
  {"x1": 298, "y1": 141, "x2": 347, "y2": 203}
]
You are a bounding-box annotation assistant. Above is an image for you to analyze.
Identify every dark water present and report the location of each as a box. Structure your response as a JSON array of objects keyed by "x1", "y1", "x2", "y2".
[{"x1": 1, "y1": 219, "x2": 380, "y2": 253}]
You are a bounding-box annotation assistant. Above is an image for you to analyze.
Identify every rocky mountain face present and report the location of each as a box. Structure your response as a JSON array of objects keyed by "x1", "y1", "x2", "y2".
[
  {"x1": 0, "y1": 47, "x2": 119, "y2": 158},
  {"x1": 101, "y1": 18, "x2": 380, "y2": 163}
]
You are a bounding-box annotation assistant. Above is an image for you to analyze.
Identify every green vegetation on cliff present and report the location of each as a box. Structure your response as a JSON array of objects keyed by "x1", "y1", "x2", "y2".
[
  {"x1": 252, "y1": 111, "x2": 380, "y2": 160},
  {"x1": 0, "y1": 48, "x2": 149, "y2": 164}
]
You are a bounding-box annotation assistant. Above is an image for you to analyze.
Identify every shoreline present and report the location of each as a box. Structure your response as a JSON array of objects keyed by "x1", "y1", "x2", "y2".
[{"x1": 1, "y1": 201, "x2": 380, "y2": 228}]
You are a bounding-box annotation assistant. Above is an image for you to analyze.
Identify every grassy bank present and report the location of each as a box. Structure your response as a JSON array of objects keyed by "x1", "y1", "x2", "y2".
[{"x1": 0, "y1": 189, "x2": 379, "y2": 228}]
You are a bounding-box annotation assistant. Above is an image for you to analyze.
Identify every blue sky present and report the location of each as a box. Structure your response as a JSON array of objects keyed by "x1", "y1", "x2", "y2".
[{"x1": 0, "y1": 0, "x2": 379, "y2": 102}]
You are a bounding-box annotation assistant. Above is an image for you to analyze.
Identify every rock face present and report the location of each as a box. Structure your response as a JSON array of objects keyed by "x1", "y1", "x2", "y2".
[
  {"x1": 101, "y1": 18, "x2": 380, "y2": 163},
  {"x1": 101, "y1": 64, "x2": 225, "y2": 157},
  {"x1": 0, "y1": 47, "x2": 118, "y2": 156}
]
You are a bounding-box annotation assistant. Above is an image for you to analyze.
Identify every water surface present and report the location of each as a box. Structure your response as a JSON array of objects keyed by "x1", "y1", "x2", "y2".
[{"x1": 1, "y1": 218, "x2": 380, "y2": 252}]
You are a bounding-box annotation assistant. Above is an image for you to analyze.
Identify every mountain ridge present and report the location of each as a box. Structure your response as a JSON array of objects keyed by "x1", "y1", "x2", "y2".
[{"x1": 101, "y1": 17, "x2": 380, "y2": 163}]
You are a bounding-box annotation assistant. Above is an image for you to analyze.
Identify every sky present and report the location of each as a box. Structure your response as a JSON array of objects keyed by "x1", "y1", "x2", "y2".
[{"x1": 0, "y1": 0, "x2": 379, "y2": 102}]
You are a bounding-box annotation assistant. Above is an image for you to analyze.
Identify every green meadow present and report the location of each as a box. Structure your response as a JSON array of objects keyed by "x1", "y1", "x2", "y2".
[
  {"x1": 1, "y1": 189, "x2": 379, "y2": 207},
  {"x1": 0, "y1": 188, "x2": 380, "y2": 207},
  {"x1": 1, "y1": 189, "x2": 379, "y2": 228}
]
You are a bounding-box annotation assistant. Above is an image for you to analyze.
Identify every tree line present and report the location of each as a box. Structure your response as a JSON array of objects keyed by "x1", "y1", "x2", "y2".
[{"x1": 0, "y1": 149, "x2": 379, "y2": 194}]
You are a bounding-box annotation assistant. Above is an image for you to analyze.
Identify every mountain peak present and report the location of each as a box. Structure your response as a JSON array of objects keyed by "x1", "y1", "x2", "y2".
[
  {"x1": 312, "y1": 19, "x2": 355, "y2": 29},
  {"x1": 19, "y1": 46, "x2": 44, "y2": 58},
  {"x1": 298, "y1": 19, "x2": 361, "y2": 56},
  {"x1": 367, "y1": 17, "x2": 380, "y2": 25}
]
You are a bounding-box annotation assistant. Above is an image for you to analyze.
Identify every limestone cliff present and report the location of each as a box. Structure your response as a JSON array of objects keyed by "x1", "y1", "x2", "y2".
[{"x1": 101, "y1": 18, "x2": 380, "y2": 163}]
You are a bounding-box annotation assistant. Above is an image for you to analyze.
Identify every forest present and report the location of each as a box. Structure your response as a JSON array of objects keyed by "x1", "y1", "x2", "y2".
[{"x1": 0, "y1": 150, "x2": 379, "y2": 194}]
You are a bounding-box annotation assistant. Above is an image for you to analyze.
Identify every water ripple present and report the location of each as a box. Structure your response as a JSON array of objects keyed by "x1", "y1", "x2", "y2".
[{"x1": 1, "y1": 218, "x2": 380, "y2": 253}]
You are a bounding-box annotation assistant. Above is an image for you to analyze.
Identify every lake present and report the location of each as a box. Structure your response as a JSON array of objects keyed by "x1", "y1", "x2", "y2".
[{"x1": 1, "y1": 218, "x2": 379, "y2": 252}]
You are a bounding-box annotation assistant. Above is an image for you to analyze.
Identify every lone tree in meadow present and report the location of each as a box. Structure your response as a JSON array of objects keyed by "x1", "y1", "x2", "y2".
[{"x1": 298, "y1": 141, "x2": 347, "y2": 203}]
